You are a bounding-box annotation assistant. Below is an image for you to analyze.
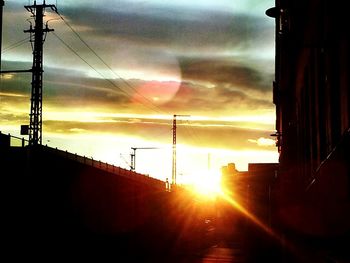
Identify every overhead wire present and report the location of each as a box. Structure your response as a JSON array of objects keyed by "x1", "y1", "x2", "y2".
[
  {"x1": 50, "y1": 8, "x2": 210, "y2": 181},
  {"x1": 182, "y1": 121, "x2": 204, "y2": 147},
  {"x1": 0, "y1": 2, "x2": 208, "y2": 179},
  {"x1": 51, "y1": 32, "x2": 176, "y2": 171},
  {"x1": 52, "y1": 32, "x2": 116, "y2": 85},
  {"x1": 184, "y1": 124, "x2": 201, "y2": 144},
  {"x1": 51, "y1": 9, "x2": 204, "y2": 147},
  {"x1": 52, "y1": 31, "x2": 162, "y2": 113},
  {"x1": 1, "y1": 37, "x2": 31, "y2": 54},
  {"x1": 54, "y1": 9, "x2": 169, "y2": 115}
]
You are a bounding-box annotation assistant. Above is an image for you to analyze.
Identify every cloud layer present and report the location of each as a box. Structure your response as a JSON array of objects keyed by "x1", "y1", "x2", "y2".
[{"x1": 1, "y1": 0, "x2": 277, "y2": 172}]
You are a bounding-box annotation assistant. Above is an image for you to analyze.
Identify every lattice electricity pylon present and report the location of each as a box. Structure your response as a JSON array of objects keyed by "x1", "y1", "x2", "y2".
[
  {"x1": 172, "y1": 114, "x2": 190, "y2": 186},
  {"x1": 24, "y1": 1, "x2": 56, "y2": 145}
]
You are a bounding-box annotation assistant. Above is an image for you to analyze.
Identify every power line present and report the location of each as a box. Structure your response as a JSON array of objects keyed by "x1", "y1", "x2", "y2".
[
  {"x1": 1, "y1": 37, "x2": 31, "y2": 54},
  {"x1": 52, "y1": 9, "x2": 204, "y2": 161},
  {"x1": 185, "y1": 119, "x2": 206, "y2": 145},
  {"x1": 54, "y1": 9, "x2": 170, "y2": 115},
  {"x1": 52, "y1": 32, "x2": 128, "y2": 97},
  {"x1": 52, "y1": 32, "x2": 165, "y2": 114}
]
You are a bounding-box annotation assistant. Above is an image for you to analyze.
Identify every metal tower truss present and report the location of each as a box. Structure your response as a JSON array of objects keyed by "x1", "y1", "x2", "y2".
[
  {"x1": 172, "y1": 114, "x2": 190, "y2": 186},
  {"x1": 130, "y1": 147, "x2": 158, "y2": 172},
  {"x1": 24, "y1": 1, "x2": 56, "y2": 145}
]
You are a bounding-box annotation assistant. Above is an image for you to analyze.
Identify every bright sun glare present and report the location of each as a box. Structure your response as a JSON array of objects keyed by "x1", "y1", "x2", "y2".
[{"x1": 189, "y1": 171, "x2": 223, "y2": 198}]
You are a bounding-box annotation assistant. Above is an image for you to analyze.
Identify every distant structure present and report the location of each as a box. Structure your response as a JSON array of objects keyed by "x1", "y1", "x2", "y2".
[
  {"x1": 267, "y1": 0, "x2": 349, "y2": 259},
  {"x1": 130, "y1": 147, "x2": 158, "y2": 172},
  {"x1": 221, "y1": 162, "x2": 278, "y2": 226},
  {"x1": 172, "y1": 114, "x2": 190, "y2": 186}
]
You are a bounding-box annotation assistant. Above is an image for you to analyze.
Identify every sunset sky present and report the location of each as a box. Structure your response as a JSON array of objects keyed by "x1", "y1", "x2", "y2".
[{"x1": 0, "y1": 0, "x2": 277, "y2": 184}]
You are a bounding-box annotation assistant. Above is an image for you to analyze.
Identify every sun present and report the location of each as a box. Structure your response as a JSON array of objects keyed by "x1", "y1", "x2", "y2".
[{"x1": 189, "y1": 170, "x2": 223, "y2": 199}]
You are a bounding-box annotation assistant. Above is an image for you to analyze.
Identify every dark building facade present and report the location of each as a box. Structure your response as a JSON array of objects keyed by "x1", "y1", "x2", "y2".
[
  {"x1": 221, "y1": 162, "x2": 278, "y2": 229},
  {"x1": 267, "y1": 0, "x2": 350, "y2": 259}
]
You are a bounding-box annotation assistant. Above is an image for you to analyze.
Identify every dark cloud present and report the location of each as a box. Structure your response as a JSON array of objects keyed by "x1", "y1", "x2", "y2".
[
  {"x1": 0, "y1": 75, "x2": 31, "y2": 95},
  {"x1": 1, "y1": 60, "x2": 273, "y2": 118},
  {"x1": 4, "y1": 1, "x2": 274, "y2": 56},
  {"x1": 2, "y1": 3, "x2": 33, "y2": 53},
  {"x1": 2, "y1": 2, "x2": 274, "y2": 100},
  {"x1": 44, "y1": 71, "x2": 131, "y2": 107},
  {"x1": 178, "y1": 57, "x2": 273, "y2": 92},
  {"x1": 162, "y1": 82, "x2": 273, "y2": 115},
  {"x1": 0, "y1": 110, "x2": 28, "y2": 124},
  {"x1": 58, "y1": 5, "x2": 273, "y2": 54},
  {"x1": 1, "y1": 60, "x2": 32, "y2": 70},
  {"x1": 1, "y1": 60, "x2": 131, "y2": 108},
  {"x1": 214, "y1": 86, "x2": 272, "y2": 108}
]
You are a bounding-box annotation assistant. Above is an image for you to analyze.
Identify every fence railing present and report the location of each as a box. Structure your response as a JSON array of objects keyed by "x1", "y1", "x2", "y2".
[
  {"x1": 0, "y1": 131, "x2": 29, "y2": 147},
  {"x1": 0, "y1": 131, "x2": 166, "y2": 190},
  {"x1": 44, "y1": 145, "x2": 166, "y2": 190}
]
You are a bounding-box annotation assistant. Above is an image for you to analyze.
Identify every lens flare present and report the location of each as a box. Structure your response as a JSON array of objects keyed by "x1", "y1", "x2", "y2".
[
  {"x1": 220, "y1": 189, "x2": 276, "y2": 237},
  {"x1": 189, "y1": 170, "x2": 223, "y2": 199}
]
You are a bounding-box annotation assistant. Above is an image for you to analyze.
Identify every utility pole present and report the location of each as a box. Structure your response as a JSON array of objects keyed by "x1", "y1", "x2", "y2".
[
  {"x1": 24, "y1": 1, "x2": 56, "y2": 145},
  {"x1": 172, "y1": 114, "x2": 190, "y2": 187},
  {"x1": 130, "y1": 147, "x2": 158, "y2": 172},
  {"x1": 0, "y1": 0, "x2": 4, "y2": 72}
]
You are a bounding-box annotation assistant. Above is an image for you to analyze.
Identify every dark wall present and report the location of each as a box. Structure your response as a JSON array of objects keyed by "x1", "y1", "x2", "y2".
[
  {"x1": 269, "y1": 0, "x2": 350, "y2": 260},
  {"x1": 1, "y1": 145, "x2": 170, "y2": 256},
  {"x1": 1, "y1": 144, "x2": 209, "y2": 259}
]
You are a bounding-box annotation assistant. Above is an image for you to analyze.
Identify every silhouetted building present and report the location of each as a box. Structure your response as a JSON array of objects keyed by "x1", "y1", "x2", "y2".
[
  {"x1": 246, "y1": 163, "x2": 278, "y2": 226},
  {"x1": 267, "y1": 0, "x2": 349, "y2": 260},
  {"x1": 220, "y1": 163, "x2": 278, "y2": 238}
]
